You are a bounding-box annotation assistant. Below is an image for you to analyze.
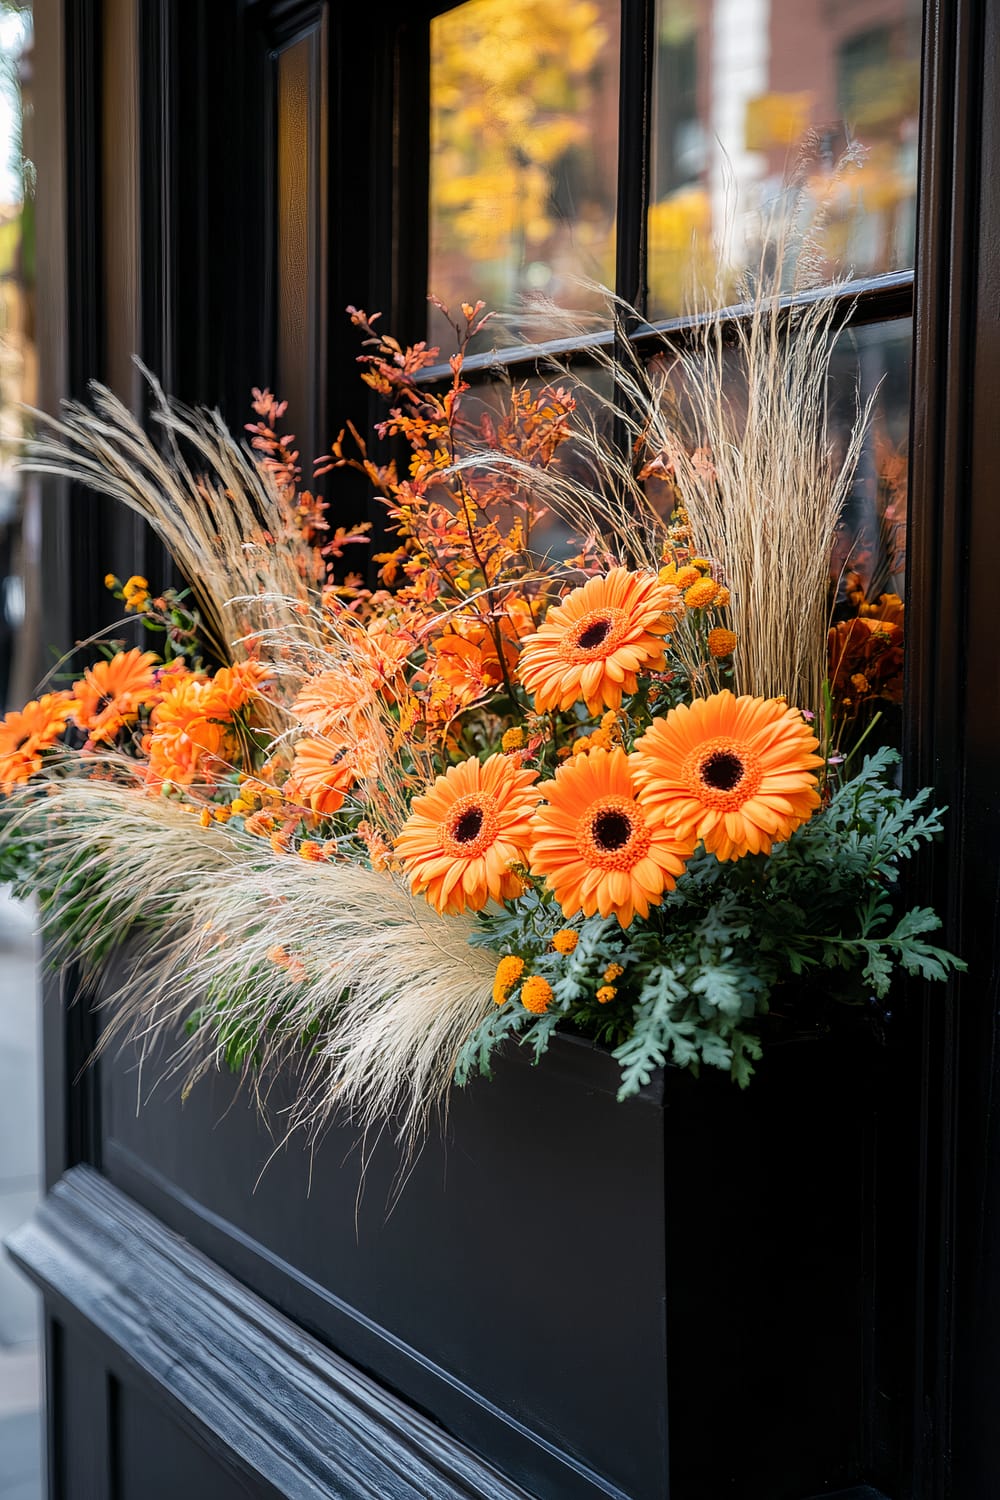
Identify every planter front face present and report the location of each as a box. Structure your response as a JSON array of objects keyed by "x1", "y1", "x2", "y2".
[
  {"x1": 660, "y1": 1040, "x2": 872, "y2": 1498},
  {"x1": 101, "y1": 1031, "x2": 670, "y2": 1500},
  {"x1": 97, "y1": 1012, "x2": 877, "y2": 1500}
]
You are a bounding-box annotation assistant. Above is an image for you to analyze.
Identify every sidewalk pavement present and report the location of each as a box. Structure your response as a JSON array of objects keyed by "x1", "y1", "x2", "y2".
[{"x1": 0, "y1": 890, "x2": 42, "y2": 1499}]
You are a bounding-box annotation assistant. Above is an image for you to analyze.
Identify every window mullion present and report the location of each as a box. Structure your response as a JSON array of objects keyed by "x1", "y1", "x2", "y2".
[{"x1": 614, "y1": 0, "x2": 657, "y2": 317}]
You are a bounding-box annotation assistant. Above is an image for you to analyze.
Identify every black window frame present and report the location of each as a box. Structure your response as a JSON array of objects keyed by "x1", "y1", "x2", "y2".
[{"x1": 387, "y1": 0, "x2": 915, "y2": 389}]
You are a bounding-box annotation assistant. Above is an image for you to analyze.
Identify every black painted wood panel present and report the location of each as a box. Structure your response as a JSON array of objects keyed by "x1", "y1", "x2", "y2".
[
  {"x1": 8, "y1": 1167, "x2": 533, "y2": 1500},
  {"x1": 17, "y1": 0, "x2": 1000, "y2": 1496},
  {"x1": 101, "y1": 1031, "x2": 667, "y2": 1500},
  {"x1": 117, "y1": 1384, "x2": 264, "y2": 1500},
  {"x1": 87, "y1": 1014, "x2": 885, "y2": 1500}
]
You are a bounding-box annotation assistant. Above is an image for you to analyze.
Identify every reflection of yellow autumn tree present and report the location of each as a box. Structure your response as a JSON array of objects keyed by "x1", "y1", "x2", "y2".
[{"x1": 430, "y1": 0, "x2": 612, "y2": 288}]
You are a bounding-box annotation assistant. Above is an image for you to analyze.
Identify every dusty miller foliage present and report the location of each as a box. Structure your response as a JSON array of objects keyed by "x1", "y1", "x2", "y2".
[{"x1": 457, "y1": 748, "x2": 964, "y2": 1099}]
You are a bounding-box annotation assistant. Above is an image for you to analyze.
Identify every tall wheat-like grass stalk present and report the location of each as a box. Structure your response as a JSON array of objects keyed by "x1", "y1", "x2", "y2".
[
  {"x1": 659, "y1": 286, "x2": 874, "y2": 720},
  {"x1": 454, "y1": 174, "x2": 875, "y2": 720},
  {"x1": 20, "y1": 367, "x2": 326, "y2": 670}
]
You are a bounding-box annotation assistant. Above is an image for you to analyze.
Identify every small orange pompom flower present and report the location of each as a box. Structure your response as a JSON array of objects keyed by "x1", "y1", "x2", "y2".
[
  {"x1": 517, "y1": 568, "x2": 680, "y2": 715},
  {"x1": 672, "y1": 565, "x2": 701, "y2": 589},
  {"x1": 708, "y1": 628, "x2": 737, "y2": 659},
  {"x1": 631, "y1": 690, "x2": 823, "y2": 861},
  {"x1": 551, "y1": 928, "x2": 579, "y2": 955},
  {"x1": 493, "y1": 954, "x2": 525, "y2": 1005},
  {"x1": 596, "y1": 985, "x2": 617, "y2": 1004},
  {"x1": 684, "y1": 578, "x2": 719, "y2": 609},
  {"x1": 396, "y1": 753, "x2": 539, "y2": 915},
  {"x1": 528, "y1": 746, "x2": 694, "y2": 928},
  {"x1": 521, "y1": 975, "x2": 553, "y2": 1014},
  {"x1": 122, "y1": 575, "x2": 150, "y2": 611}
]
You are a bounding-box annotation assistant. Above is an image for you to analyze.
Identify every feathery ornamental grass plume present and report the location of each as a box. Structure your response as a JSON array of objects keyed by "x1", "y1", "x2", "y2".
[
  {"x1": 10, "y1": 772, "x2": 497, "y2": 1148},
  {"x1": 20, "y1": 367, "x2": 327, "y2": 670}
]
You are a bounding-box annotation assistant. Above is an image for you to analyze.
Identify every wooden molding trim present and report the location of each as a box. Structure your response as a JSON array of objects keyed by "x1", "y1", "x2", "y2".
[{"x1": 6, "y1": 1165, "x2": 537, "y2": 1500}]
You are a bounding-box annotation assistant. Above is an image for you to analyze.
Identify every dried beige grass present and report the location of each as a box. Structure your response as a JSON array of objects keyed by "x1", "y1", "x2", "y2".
[
  {"x1": 655, "y1": 290, "x2": 875, "y2": 719},
  {"x1": 20, "y1": 368, "x2": 326, "y2": 672},
  {"x1": 14, "y1": 773, "x2": 497, "y2": 1149},
  {"x1": 449, "y1": 290, "x2": 872, "y2": 723}
]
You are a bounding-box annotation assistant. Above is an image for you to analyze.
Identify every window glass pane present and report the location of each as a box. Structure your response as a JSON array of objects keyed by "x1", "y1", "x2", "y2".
[
  {"x1": 828, "y1": 318, "x2": 909, "y2": 749},
  {"x1": 648, "y1": 0, "x2": 921, "y2": 318},
  {"x1": 428, "y1": 0, "x2": 620, "y2": 352}
]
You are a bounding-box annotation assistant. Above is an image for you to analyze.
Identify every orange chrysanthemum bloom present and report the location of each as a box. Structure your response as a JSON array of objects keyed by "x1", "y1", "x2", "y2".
[
  {"x1": 631, "y1": 690, "x2": 823, "y2": 861},
  {"x1": 206, "y1": 660, "x2": 271, "y2": 716},
  {"x1": 518, "y1": 568, "x2": 681, "y2": 715},
  {"x1": 145, "y1": 677, "x2": 231, "y2": 787},
  {"x1": 284, "y1": 735, "x2": 377, "y2": 817},
  {"x1": 72, "y1": 648, "x2": 159, "y2": 744},
  {"x1": 395, "y1": 753, "x2": 539, "y2": 915},
  {"x1": 528, "y1": 746, "x2": 694, "y2": 928}
]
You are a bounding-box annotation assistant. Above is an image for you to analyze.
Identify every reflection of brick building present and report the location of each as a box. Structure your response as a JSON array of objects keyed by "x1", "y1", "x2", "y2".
[{"x1": 651, "y1": 0, "x2": 920, "y2": 307}]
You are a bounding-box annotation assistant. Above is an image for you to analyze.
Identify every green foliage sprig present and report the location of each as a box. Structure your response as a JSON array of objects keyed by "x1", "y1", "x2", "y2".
[{"x1": 457, "y1": 747, "x2": 965, "y2": 1099}]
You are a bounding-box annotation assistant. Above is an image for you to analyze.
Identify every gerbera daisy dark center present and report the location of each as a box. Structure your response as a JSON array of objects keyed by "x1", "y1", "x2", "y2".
[
  {"x1": 593, "y1": 808, "x2": 633, "y2": 850},
  {"x1": 700, "y1": 750, "x2": 744, "y2": 792},
  {"x1": 577, "y1": 616, "x2": 613, "y2": 650},
  {"x1": 453, "y1": 806, "x2": 485, "y2": 844}
]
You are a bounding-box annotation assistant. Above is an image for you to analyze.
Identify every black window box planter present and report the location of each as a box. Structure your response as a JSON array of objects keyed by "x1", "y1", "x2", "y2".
[{"x1": 86, "y1": 995, "x2": 888, "y2": 1500}]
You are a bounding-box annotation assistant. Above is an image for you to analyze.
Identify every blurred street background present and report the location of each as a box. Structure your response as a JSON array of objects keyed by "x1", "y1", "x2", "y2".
[
  {"x1": 0, "y1": 890, "x2": 41, "y2": 1500},
  {"x1": 0, "y1": 3, "x2": 43, "y2": 1493}
]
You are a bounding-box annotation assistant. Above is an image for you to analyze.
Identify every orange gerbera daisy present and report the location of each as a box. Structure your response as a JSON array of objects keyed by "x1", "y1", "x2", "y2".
[
  {"x1": 0, "y1": 693, "x2": 76, "y2": 792},
  {"x1": 0, "y1": 693, "x2": 75, "y2": 757},
  {"x1": 284, "y1": 735, "x2": 378, "y2": 817},
  {"x1": 395, "y1": 753, "x2": 539, "y2": 915},
  {"x1": 293, "y1": 669, "x2": 372, "y2": 735},
  {"x1": 517, "y1": 568, "x2": 681, "y2": 715},
  {"x1": 72, "y1": 648, "x2": 159, "y2": 744},
  {"x1": 528, "y1": 746, "x2": 693, "y2": 927},
  {"x1": 631, "y1": 690, "x2": 823, "y2": 861}
]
